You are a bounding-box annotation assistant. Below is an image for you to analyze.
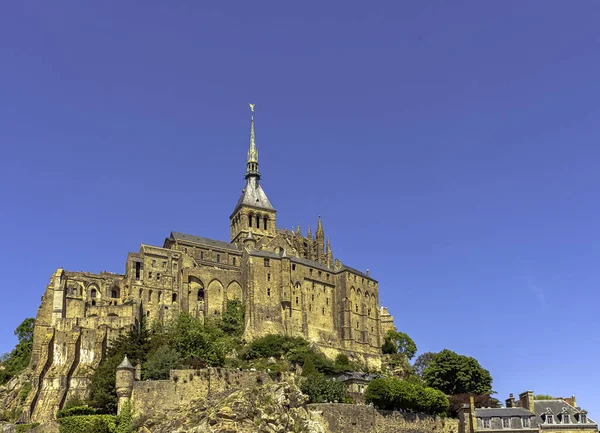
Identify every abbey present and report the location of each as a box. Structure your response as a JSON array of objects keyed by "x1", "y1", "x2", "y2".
[{"x1": 25, "y1": 106, "x2": 396, "y2": 422}]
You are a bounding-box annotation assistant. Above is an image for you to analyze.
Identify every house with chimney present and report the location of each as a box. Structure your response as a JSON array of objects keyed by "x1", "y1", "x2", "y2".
[{"x1": 459, "y1": 390, "x2": 597, "y2": 432}]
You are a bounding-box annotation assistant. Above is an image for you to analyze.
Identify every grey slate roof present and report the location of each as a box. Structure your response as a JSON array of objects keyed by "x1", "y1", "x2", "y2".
[
  {"x1": 170, "y1": 232, "x2": 239, "y2": 252},
  {"x1": 290, "y1": 256, "x2": 332, "y2": 272},
  {"x1": 534, "y1": 400, "x2": 596, "y2": 425},
  {"x1": 336, "y1": 372, "x2": 379, "y2": 383},
  {"x1": 117, "y1": 356, "x2": 134, "y2": 370},
  {"x1": 233, "y1": 177, "x2": 274, "y2": 214},
  {"x1": 340, "y1": 264, "x2": 377, "y2": 282},
  {"x1": 476, "y1": 408, "x2": 534, "y2": 418}
]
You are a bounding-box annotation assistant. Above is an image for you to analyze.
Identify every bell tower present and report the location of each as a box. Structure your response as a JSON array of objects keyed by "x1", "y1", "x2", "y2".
[{"x1": 230, "y1": 104, "x2": 277, "y2": 244}]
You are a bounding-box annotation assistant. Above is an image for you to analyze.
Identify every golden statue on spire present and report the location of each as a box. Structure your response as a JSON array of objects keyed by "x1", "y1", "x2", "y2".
[{"x1": 249, "y1": 103, "x2": 255, "y2": 112}]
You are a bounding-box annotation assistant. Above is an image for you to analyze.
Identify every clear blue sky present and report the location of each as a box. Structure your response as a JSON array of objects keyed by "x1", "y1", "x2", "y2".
[{"x1": 1, "y1": 0, "x2": 599, "y2": 415}]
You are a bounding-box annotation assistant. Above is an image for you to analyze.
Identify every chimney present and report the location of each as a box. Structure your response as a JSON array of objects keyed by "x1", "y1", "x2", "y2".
[
  {"x1": 366, "y1": 269, "x2": 370, "y2": 277},
  {"x1": 458, "y1": 396, "x2": 476, "y2": 433},
  {"x1": 506, "y1": 393, "x2": 515, "y2": 408},
  {"x1": 519, "y1": 391, "x2": 535, "y2": 414},
  {"x1": 564, "y1": 395, "x2": 577, "y2": 407}
]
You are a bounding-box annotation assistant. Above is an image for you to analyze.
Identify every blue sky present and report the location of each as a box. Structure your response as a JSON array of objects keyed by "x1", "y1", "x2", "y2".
[{"x1": 1, "y1": 0, "x2": 600, "y2": 415}]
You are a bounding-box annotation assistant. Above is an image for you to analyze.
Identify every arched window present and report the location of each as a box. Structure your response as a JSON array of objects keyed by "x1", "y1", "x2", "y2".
[
  {"x1": 111, "y1": 290, "x2": 117, "y2": 298},
  {"x1": 197, "y1": 289, "x2": 204, "y2": 301},
  {"x1": 139, "y1": 288, "x2": 143, "y2": 298},
  {"x1": 90, "y1": 289, "x2": 97, "y2": 299},
  {"x1": 256, "y1": 215, "x2": 260, "y2": 228},
  {"x1": 248, "y1": 214, "x2": 253, "y2": 227},
  {"x1": 91, "y1": 300, "x2": 96, "y2": 306},
  {"x1": 264, "y1": 217, "x2": 268, "y2": 230},
  {"x1": 172, "y1": 293, "x2": 177, "y2": 303},
  {"x1": 158, "y1": 291, "x2": 162, "y2": 302},
  {"x1": 148, "y1": 290, "x2": 153, "y2": 303}
]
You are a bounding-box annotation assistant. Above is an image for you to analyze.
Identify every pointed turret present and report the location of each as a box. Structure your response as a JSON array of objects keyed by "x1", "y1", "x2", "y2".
[
  {"x1": 307, "y1": 225, "x2": 312, "y2": 239},
  {"x1": 230, "y1": 104, "x2": 277, "y2": 243},
  {"x1": 326, "y1": 237, "x2": 333, "y2": 268},
  {"x1": 316, "y1": 216, "x2": 325, "y2": 263}
]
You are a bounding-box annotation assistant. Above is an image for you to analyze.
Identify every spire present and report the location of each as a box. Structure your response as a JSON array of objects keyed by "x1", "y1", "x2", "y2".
[
  {"x1": 316, "y1": 216, "x2": 324, "y2": 239},
  {"x1": 326, "y1": 237, "x2": 333, "y2": 268},
  {"x1": 307, "y1": 225, "x2": 312, "y2": 239},
  {"x1": 296, "y1": 224, "x2": 301, "y2": 236},
  {"x1": 246, "y1": 103, "x2": 259, "y2": 179}
]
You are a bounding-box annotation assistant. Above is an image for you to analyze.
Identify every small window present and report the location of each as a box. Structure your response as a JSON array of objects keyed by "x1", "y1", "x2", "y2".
[
  {"x1": 111, "y1": 289, "x2": 118, "y2": 299},
  {"x1": 163, "y1": 261, "x2": 167, "y2": 269},
  {"x1": 157, "y1": 273, "x2": 161, "y2": 281},
  {"x1": 318, "y1": 271, "x2": 322, "y2": 277},
  {"x1": 174, "y1": 262, "x2": 178, "y2": 270},
  {"x1": 322, "y1": 307, "x2": 325, "y2": 315},
  {"x1": 233, "y1": 257, "x2": 237, "y2": 266},
  {"x1": 135, "y1": 262, "x2": 141, "y2": 280},
  {"x1": 139, "y1": 288, "x2": 143, "y2": 298},
  {"x1": 371, "y1": 326, "x2": 374, "y2": 332},
  {"x1": 267, "y1": 288, "x2": 271, "y2": 297},
  {"x1": 152, "y1": 260, "x2": 156, "y2": 267},
  {"x1": 264, "y1": 258, "x2": 270, "y2": 267},
  {"x1": 354, "y1": 275, "x2": 357, "y2": 282},
  {"x1": 362, "y1": 278, "x2": 364, "y2": 284},
  {"x1": 148, "y1": 290, "x2": 153, "y2": 302},
  {"x1": 148, "y1": 271, "x2": 152, "y2": 279},
  {"x1": 172, "y1": 293, "x2": 177, "y2": 303},
  {"x1": 563, "y1": 414, "x2": 570, "y2": 424},
  {"x1": 200, "y1": 251, "x2": 204, "y2": 260},
  {"x1": 198, "y1": 289, "x2": 204, "y2": 301},
  {"x1": 356, "y1": 321, "x2": 359, "y2": 329},
  {"x1": 311, "y1": 294, "x2": 314, "y2": 301},
  {"x1": 522, "y1": 418, "x2": 530, "y2": 428},
  {"x1": 309, "y1": 304, "x2": 312, "y2": 311},
  {"x1": 581, "y1": 414, "x2": 588, "y2": 423},
  {"x1": 267, "y1": 273, "x2": 271, "y2": 281},
  {"x1": 216, "y1": 254, "x2": 220, "y2": 263},
  {"x1": 326, "y1": 298, "x2": 329, "y2": 306},
  {"x1": 546, "y1": 414, "x2": 554, "y2": 424},
  {"x1": 158, "y1": 291, "x2": 162, "y2": 302},
  {"x1": 482, "y1": 418, "x2": 491, "y2": 428},
  {"x1": 502, "y1": 417, "x2": 510, "y2": 428},
  {"x1": 295, "y1": 297, "x2": 299, "y2": 305},
  {"x1": 292, "y1": 264, "x2": 296, "y2": 271},
  {"x1": 355, "y1": 305, "x2": 358, "y2": 313},
  {"x1": 91, "y1": 300, "x2": 96, "y2": 306},
  {"x1": 326, "y1": 273, "x2": 329, "y2": 280},
  {"x1": 91, "y1": 289, "x2": 97, "y2": 299}
]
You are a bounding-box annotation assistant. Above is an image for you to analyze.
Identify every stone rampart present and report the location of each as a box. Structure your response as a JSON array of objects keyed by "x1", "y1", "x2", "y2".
[
  {"x1": 308, "y1": 403, "x2": 459, "y2": 433},
  {"x1": 130, "y1": 367, "x2": 275, "y2": 417}
]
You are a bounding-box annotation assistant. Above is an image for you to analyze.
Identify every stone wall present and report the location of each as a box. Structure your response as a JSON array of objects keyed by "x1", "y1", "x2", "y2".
[
  {"x1": 308, "y1": 403, "x2": 459, "y2": 433},
  {"x1": 130, "y1": 368, "x2": 274, "y2": 417}
]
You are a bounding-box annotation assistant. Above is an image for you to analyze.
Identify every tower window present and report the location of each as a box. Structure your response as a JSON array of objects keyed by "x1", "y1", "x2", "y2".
[
  {"x1": 326, "y1": 298, "x2": 329, "y2": 306},
  {"x1": 158, "y1": 291, "x2": 162, "y2": 302},
  {"x1": 91, "y1": 289, "x2": 97, "y2": 299},
  {"x1": 148, "y1": 271, "x2": 152, "y2": 279},
  {"x1": 200, "y1": 251, "x2": 204, "y2": 260},
  {"x1": 264, "y1": 217, "x2": 268, "y2": 230},
  {"x1": 157, "y1": 273, "x2": 161, "y2": 281},
  {"x1": 296, "y1": 297, "x2": 299, "y2": 305},
  {"x1": 139, "y1": 288, "x2": 143, "y2": 298},
  {"x1": 264, "y1": 258, "x2": 270, "y2": 267},
  {"x1": 148, "y1": 290, "x2": 153, "y2": 302},
  {"x1": 356, "y1": 322, "x2": 359, "y2": 329},
  {"x1": 326, "y1": 273, "x2": 329, "y2": 280},
  {"x1": 172, "y1": 293, "x2": 177, "y2": 303},
  {"x1": 267, "y1": 288, "x2": 271, "y2": 297},
  {"x1": 135, "y1": 262, "x2": 141, "y2": 280},
  {"x1": 256, "y1": 215, "x2": 260, "y2": 228},
  {"x1": 292, "y1": 264, "x2": 296, "y2": 271},
  {"x1": 355, "y1": 305, "x2": 358, "y2": 313},
  {"x1": 309, "y1": 269, "x2": 313, "y2": 276},
  {"x1": 318, "y1": 271, "x2": 322, "y2": 277},
  {"x1": 111, "y1": 289, "x2": 118, "y2": 299},
  {"x1": 152, "y1": 260, "x2": 156, "y2": 267},
  {"x1": 311, "y1": 294, "x2": 314, "y2": 301},
  {"x1": 249, "y1": 214, "x2": 253, "y2": 227},
  {"x1": 233, "y1": 257, "x2": 237, "y2": 266},
  {"x1": 322, "y1": 308, "x2": 325, "y2": 315},
  {"x1": 216, "y1": 254, "x2": 220, "y2": 263}
]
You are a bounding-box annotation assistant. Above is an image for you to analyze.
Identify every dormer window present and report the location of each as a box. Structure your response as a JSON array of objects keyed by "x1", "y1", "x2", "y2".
[
  {"x1": 581, "y1": 414, "x2": 587, "y2": 423},
  {"x1": 562, "y1": 414, "x2": 570, "y2": 424},
  {"x1": 522, "y1": 417, "x2": 530, "y2": 428},
  {"x1": 546, "y1": 414, "x2": 554, "y2": 424},
  {"x1": 502, "y1": 417, "x2": 510, "y2": 428},
  {"x1": 482, "y1": 418, "x2": 491, "y2": 429}
]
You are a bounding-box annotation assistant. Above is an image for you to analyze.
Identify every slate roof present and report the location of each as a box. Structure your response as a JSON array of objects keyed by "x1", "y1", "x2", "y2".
[
  {"x1": 336, "y1": 372, "x2": 379, "y2": 383},
  {"x1": 290, "y1": 256, "x2": 332, "y2": 272},
  {"x1": 534, "y1": 400, "x2": 596, "y2": 426},
  {"x1": 233, "y1": 177, "x2": 274, "y2": 214},
  {"x1": 340, "y1": 264, "x2": 377, "y2": 282},
  {"x1": 117, "y1": 356, "x2": 134, "y2": 370},
  {"x1": 170, "y1": 232, "x2": 239, "y2": 252},
  {"x1": 476, "y1": 407, "x2": 534, "y2": 418}
]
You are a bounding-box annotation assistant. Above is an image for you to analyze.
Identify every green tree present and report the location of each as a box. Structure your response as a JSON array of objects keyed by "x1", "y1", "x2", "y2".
[
  {"x1": 381, "y1": 330, "x2": 417, "y2": 359},
  {"x1": 301, "y1": 373, "x2": 347, "y2": 403},
  {"x1": 365, "y1": 377, "x2": 448, "y2": 415},
  {"x1": 88, "y1": 321, "x2": 151, "y2": 413},
  {"x1": 143, "y1": 345, "x2": 182, "y2": 380},
  {"x1": 413, "y1": 352, "x2": 436, "y2": 377},
  {"x1": 218, "y1": 300, "x2": 245, "y2": 338},
  {"x1": 423, "y1": 349, "x2": 493, "y2": 395},
  {"x1": 534, "y1": 394, "x2": 554, "y2": 400},
  {"x1": 167, "y1": 313, "x2": 229, "y2": 366},
  {"x1": 301, "y1": 357, "x2": 317, "y2": 377},
  {"x1": 0, "y1": 318, "x2": 35, "y2": 385}
]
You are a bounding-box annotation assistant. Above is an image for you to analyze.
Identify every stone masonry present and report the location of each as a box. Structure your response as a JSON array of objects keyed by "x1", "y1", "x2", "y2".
[{"x1": 24, "y1": 105, "x2": 397, "y2": 422}]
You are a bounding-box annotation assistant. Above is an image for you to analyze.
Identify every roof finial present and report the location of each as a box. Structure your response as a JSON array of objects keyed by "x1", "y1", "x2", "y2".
[
  {"x1": 316, "y1": 215, "x2": 324, "y2": 238},
  {"x1": 246, "y1": 104, "x2": 259, "y2": 179}
]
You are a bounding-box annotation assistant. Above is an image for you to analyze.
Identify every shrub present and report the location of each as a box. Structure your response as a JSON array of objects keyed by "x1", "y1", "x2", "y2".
[
  {"x1": 19, "y1": 381, "x2": 32, "y2": 404},
  {"x1": 365, "y1": 376, "x2": 449, "y2": 415},
  {"x1": 57, "y1": 405, "x2": 97, "y2": 418},
  {"x1": 244, "y1": 334, "x2": 309, "y2": 360},
  {"x1": 15, "y1": 424, "x2": 39, "y2": 433},
  {"x1": 301, "y1": 373, "x2": 347, "y2": 403},
  {"x1": 57, "y1": 415, "x2": 117, "y2": 433},
  {"x1": 142, "y1": 345, "x2": 182, "y2": 380}
]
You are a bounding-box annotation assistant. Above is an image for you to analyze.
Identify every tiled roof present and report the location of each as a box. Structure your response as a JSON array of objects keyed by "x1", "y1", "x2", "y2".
[
  {"x1": 233, "y1": 177, "x2": 274, "y2": 214},
  {"x1": 476, "y1": 407, "x2": 534, "y2": 418}
]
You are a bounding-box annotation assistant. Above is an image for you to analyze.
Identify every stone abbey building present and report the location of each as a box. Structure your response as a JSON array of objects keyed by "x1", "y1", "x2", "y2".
[{"x1": 25, "y1": 106, "x2": 396, "y2": 422}]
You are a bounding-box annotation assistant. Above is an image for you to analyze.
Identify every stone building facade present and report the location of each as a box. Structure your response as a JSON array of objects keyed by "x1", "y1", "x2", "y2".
[{"x1": 24, "y1": 106, "x2": 396, "y2": 422}]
